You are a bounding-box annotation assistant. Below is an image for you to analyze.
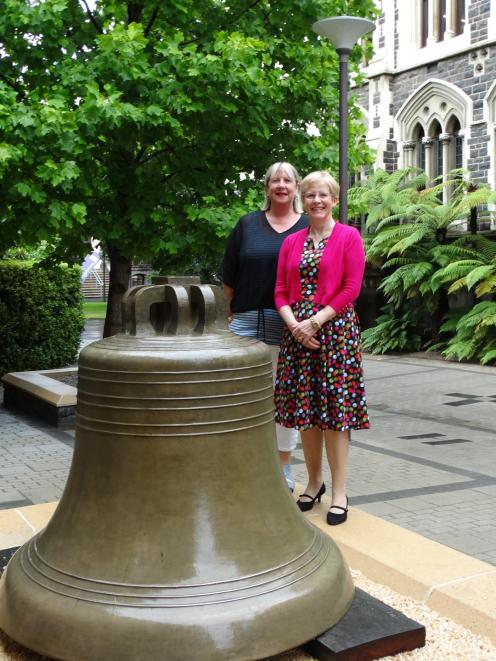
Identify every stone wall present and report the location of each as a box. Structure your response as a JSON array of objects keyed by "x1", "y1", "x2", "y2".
[{"x1": 469, "y1": 0, "x2": 491, "y2": 44}]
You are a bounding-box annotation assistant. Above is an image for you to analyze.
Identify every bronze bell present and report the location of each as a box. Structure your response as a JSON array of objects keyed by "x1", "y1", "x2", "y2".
[{"x1": 0, "y1": 284, "x2": 354, "y2": 660}]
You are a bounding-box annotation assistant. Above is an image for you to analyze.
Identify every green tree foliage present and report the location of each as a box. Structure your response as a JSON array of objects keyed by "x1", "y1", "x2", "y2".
[{"x1": 0, "y1": 0, "x2": 376, "y2": 335}]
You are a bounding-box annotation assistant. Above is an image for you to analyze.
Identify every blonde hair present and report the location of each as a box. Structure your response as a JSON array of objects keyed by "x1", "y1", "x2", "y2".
[
  {"x1": 301, "y1": 170, "x2": 340, "y2": 199},
  {"x1": 261, "y1": 162, "x2": 303, "y2": 213}
]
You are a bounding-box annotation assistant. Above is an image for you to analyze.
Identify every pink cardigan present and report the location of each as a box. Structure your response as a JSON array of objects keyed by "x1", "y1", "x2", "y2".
[{"x1": 274, "y1": 223, "x2": 366, "y2": 313}]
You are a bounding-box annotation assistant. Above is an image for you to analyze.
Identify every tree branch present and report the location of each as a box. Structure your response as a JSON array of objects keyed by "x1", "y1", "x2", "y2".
[
  {"x1": 181, "y1": 0, "x2": 263, "y2": 46},
  {"x1": 136, "y1": 146, "x2": 170, "y2": 167},
  {"x1": 144, "y1": 5, "x2": 160, "y2": 37},
  {"x1": 224, "y1": 0, "x2": 264, "y2": 29},
  {"x1": 128, "y1": 2, "x2": 144, "y2": 25},
  {"x1": 0, "y1": 72, "x2": 26, "y2": 100},
  {"x1": 134, "y1": 144, "x2": 148, "y2": 163},
  {"x1": 80, "y1": 0, "x2": 103, "y2": 33}
]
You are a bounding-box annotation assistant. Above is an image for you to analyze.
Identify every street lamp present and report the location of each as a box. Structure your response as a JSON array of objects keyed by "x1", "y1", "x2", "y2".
[{"x1": 312, "y1": 16, "x2": 375, "y2": 224}]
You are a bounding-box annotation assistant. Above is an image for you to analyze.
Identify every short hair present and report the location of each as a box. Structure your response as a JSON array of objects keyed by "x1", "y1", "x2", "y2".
[
  {"x1": 301, "y1": 171, "x2": 340, "y2": 199},
  {"x1": 261, "y1": 162, "x2": 303, "y2": 213}
]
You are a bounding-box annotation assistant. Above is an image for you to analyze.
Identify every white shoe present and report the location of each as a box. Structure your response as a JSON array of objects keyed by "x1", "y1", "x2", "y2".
[{"x1": 283, "y1": 463, "x2": 295, "y2": 492}]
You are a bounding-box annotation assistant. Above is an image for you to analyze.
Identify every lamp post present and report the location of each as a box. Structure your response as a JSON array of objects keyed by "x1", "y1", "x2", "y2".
[{"x1": 312, "y1": 16, "x2": 375, "y2": 224}]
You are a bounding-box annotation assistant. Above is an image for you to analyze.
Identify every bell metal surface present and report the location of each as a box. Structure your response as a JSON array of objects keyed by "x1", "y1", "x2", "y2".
[{"x1": 0, "y1": 284, "x2": 354, "y2": 660}]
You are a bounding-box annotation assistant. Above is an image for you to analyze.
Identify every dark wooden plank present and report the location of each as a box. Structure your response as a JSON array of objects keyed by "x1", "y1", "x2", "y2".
[{"x1": 303, "y1": 588, "x2": 426, "y2": 660}]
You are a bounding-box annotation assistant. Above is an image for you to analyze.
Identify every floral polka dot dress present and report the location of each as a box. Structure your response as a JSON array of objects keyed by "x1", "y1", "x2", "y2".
[{"x1": 274, "y1": 236, "x2": 370, "y2": 431}]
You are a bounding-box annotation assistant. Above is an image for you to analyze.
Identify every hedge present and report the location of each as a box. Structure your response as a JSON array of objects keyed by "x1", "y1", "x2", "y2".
[{"x1": 0, "y1": 260, "x2": 85, "y2": 376}]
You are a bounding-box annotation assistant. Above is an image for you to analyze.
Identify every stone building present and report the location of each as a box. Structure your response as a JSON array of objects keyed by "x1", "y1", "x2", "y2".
[{"x1": 358, "y1": 0, "x2": 496, "y2": 209}]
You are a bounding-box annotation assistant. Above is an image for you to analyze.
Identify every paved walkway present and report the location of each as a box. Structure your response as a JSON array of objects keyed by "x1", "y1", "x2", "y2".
[{"x1": 1, "y1": 321, "x2": 495, "y2": 565}]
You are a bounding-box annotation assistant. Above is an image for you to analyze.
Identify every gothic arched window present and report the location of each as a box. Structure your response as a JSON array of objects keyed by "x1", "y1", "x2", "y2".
[
  {"x1": 455, "y1": 0, "x2": 465, "y2": 36},
  {"x1": 397, "y1": 80, "x2": 470, "y2": 198},
  {"x1": 430, "y1": 120, "x2": 443, "y2": 182},
  {"x1": 414, "y1": 124, "x2": 425, "y2": 169},
  {"x1": 448, "y1": 116, "x2": 464, "y2": 170}
]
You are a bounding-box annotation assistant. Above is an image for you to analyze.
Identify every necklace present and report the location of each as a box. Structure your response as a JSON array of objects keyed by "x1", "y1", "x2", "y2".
[{"x1": 309, "y1": 221, "x2": 335, "y2": 244}]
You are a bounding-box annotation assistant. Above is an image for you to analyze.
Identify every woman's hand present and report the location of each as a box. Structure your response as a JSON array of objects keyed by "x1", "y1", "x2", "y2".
[{"x1": 291, "y1": 319, "x2": 320, "y2": 350}]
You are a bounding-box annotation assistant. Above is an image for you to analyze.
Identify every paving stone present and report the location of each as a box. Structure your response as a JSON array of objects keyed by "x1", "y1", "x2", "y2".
[
  {"x1": 474, "y1": 484, "x2": 496, "y2": 496},
  {"x1": 0, "y1": 466, "x2": 36, "y2": 477},
  {"x1": 19, "y1": 487, "x2": 63, "y2": 502},
  {"x1": 358, "y1": 502, "x2": 409, "y2": 516}
]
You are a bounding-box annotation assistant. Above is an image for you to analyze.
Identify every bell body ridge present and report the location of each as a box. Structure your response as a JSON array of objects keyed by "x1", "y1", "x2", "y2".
[{"x1": 0, "y1": 284, "x2": 354, "y2": 660}]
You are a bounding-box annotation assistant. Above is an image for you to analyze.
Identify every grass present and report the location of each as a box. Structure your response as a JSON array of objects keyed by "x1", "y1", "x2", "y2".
[{"x1": 83, "y1": 301, "x2": 107, "y2": 319}]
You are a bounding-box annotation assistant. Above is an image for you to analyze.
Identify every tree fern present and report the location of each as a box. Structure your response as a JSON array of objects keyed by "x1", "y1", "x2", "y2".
[
  {"x1": 348, "y1": 167, "x2": 426, "y2": 231},
  {"x1": 442, "y1": 337, "x2": 479, "y2": 361},
  {"x1": 475, "y1": 276, "x2": 496, "y2": 296},
  {"x1": 380, "y1": 262, "x2": 434, "y2": 301},
  {"x1": 388, "y1": 226, "x2": 433, "y2": 256},
  {"x1": 456, "y1": 301, "x2": 496, "y2": 329},
  {"x1": 382, "y1": 256, "x2": 418, "y2": 268},
  {"x1": 431, "y1": 236, "x2": 496, "y2": 296},
  {"x1": 440, "y1": 310, "x2": 464, "y2": 334},
  {"x1": 359, "y1": 168, "x2": 496, "y2": 364},
  {"x1": 480, "y1": 344, "x2": 496, "y2": 365},
  {"x1": 431, "y1": 243, "x2": 482, "y2": 266},
  {"x1": 361, "y1": 305, "x2": 423, "y2": 354},
  {"x1": 440, "y1": 302, "x2": 496, "y2": 364},
  {"x1": 430, "y1": 260, "x2": 481, "y2": 293},
  {"x1": 456, "y1": 234, "x2": 496, "y2": 260},
  {"x1": 466, "y1": 265, "x2": 496, "y2": 291}
]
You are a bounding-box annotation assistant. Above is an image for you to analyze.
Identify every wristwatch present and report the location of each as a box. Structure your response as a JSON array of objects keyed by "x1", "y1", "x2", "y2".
[{"x1": 310, "y1": 317, "x2": 321, "y2": 331}]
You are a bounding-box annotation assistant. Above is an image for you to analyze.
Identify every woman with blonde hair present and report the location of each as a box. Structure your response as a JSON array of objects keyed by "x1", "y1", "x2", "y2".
[
  {"x1": 220, "y1": 162, "x2": 308, "y2": 490},
  {"x1": 274, "y1": 170, "x2": 369, "y2": 524}
]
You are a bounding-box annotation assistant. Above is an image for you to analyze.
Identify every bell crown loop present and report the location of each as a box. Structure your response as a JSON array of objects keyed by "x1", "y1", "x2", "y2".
[{"x1": 122, "y1": 284, "x2": 229, "y2": 337}]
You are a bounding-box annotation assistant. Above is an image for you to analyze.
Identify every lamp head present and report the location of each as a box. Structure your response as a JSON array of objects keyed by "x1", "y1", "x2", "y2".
[{"x1": 312, "y1": 16, "x2": 375, "y2": 53}]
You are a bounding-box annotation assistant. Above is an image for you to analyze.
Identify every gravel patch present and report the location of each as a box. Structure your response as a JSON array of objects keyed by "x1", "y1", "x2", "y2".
[
  {"x1": 1, "y1": 569, "x2": 495, "y2": 660},
  {"x1": 350, "y1": 570, "x2": 496, "y2": 661}
]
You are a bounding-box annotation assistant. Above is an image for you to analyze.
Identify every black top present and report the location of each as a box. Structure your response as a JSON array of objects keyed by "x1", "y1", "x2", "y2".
[{"x1": 220, "y1": 210, "x2": 308, "y2": 313}]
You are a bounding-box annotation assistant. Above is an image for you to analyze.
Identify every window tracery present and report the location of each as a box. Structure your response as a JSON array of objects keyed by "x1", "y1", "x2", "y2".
[{"x1": 419, "y1": 0, "x2": 465, "y2": 47}]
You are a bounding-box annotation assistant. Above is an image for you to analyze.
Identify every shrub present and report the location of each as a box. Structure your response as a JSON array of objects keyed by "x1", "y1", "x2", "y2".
[{"x1": 0, "y1": 260, "x2": 84, "y2": 376}]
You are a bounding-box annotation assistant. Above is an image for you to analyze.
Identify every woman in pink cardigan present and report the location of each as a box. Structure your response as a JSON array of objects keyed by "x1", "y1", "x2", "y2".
[{"x1": 274, "y1": 171, "x2": 369, "y2": 525}]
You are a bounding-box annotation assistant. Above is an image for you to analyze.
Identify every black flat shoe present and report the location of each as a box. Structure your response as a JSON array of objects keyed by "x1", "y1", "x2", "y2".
[
  {"x1": 297, "y1": 483, "x2": 326, "y2": 512},
  {"x1": 327, "y1": 497, "x2": 348, "y2": 526}
]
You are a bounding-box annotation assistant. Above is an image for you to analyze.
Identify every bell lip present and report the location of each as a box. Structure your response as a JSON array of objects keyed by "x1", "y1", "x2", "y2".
[{"x1": 0, "y1": 532, "x2": 354, "y2": 661}]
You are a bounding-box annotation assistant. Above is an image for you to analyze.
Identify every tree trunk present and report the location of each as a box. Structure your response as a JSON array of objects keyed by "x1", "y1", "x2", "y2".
[
  {"x1": 469, "y1": 206, "x2": 478, "y2": 234},
  {"x1": 103, "y1": 245, "x2": 132, "y2": 338},
  {"x1": 432, "y1": 290, "x2": 449, "y2": 343}
]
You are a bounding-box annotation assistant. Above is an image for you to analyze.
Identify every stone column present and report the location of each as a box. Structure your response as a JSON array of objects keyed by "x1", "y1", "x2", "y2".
[
  {"x1": 414, "y1": 0, "x2": 423, "y2": 46},
  {"x1": 428, "y1": 0, "x2": 440, "y2": 44},
  {"x1": 422, "y1": 137, "x2": 435, "y2": 182},
  {"x1": 439, "y1": 133, "x2": 452, "y2": 202},
  {"x1": 445, "y1": 0, "x2": 456, "y2": 38},
  {"x1": 402, "y1": 140, "x2": 416, "y2": 168}
]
